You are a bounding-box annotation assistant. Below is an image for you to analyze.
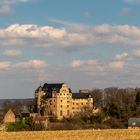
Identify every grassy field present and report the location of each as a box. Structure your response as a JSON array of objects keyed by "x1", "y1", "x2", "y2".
[{"x1": 0, "y1": 129, "x2": 139, "y2": 140}]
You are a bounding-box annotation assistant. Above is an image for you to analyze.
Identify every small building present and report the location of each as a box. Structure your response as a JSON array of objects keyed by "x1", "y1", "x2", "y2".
[
  {"x1": 128, "y1": 118, "x2": 140, "y2": 129},
  {"x1": 21, "y1": 106, "x2": 30, "y2": 118},
  {"x1": 34, "y1": 115, "x2": 48, "y2": 129},
  {"x1": 3, "y1": 109, "x2": 15, "y2": 124}
]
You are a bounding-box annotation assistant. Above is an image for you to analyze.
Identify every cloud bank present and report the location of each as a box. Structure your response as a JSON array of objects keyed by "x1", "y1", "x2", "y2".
[
  {"x1": 0, "y1": 59, "x2": 48, "y2": 70},
  {"x1": 2, "y1": 49, "x2": 21, "y2": 57},
  {"x1": 1, "y1": 24, "x2": 140, "y2": 49}
]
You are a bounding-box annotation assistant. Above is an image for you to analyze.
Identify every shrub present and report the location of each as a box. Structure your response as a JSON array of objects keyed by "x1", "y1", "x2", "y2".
[{"x1": 7, "y1": 116, "x2": 45, "y2": 131}]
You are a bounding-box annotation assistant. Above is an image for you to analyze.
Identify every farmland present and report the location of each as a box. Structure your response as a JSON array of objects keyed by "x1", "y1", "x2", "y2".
[{"x1": 0, "y1": 129, "x2": 139, "y2": 140}]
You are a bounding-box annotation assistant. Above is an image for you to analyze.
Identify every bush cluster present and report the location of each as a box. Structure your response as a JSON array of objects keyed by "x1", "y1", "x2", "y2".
[{"x1": 7, "y1": 117, "x2": 45, "y2": 131}]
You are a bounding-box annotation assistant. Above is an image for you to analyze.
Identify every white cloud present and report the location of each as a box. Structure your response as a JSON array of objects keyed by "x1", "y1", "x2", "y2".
[
  {"x1": 0, "y1": 0, "x2": 30, "y2": 16},
  {"x1": 108, "y1": 61, "x2": 125, "y2": 69},
  {"x1": 4, "y1": 24, "x2": 66, "y2": 39},
  {"x1": 0, "y1": 61, "x2": 11, "y2": 70},
  {"x1": 2, "y1": 49, "x2": 21, "y2": 57},
  {"x1": 133, "y1": 50, "x2": 140, "y2": 57},
  {"x1": 115, "y1": 53, "x2": 129, "y2": 60},
  {"x1": 70, "y1": 59, "x2": 125, "y2": 73},
  {"x1": 0, "y1": 5, "x2": 12, "y2": 14},
  {"x1": 1, "y1": 23, "x2": 140, "y2": 49},
  {"x1": 0, "y1": 59, "x2": 48, "y2": 70},
  {"x1": 70, "y1": 59, "x2": 98, "y2": 68},
  {"x1": 14, "y1": 60, "x2": 48, "y2": 69},
  {"x1": 70, "y1": 60, "x2": 83, "y2": 67}
]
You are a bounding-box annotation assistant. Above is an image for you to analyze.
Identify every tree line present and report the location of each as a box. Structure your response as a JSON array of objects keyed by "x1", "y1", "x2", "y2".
[{"x1": 1, "y1": 87, "x2": 140, "y2": 130}]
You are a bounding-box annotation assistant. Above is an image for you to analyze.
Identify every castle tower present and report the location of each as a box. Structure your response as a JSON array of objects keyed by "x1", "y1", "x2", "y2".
[{"x1": 35, "y1": 86, "x2": 45, "y2": 114}]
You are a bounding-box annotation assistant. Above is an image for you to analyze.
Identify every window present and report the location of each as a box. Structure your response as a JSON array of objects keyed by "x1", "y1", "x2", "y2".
[
  {"x1": 73, "y1": 103, "x2": 75, "y2": 105},
  {"x1": 60, "y1": 105, "x2": 63, "y2": 108},
  {"x1": 60, "y1": 110, "x2": 63, "y2": 116},
  {"x1": 67, "y1": 105, "x2": 69, "y2": 108},
  {"x1": 81, "y1": 103, "x2": 83, "y2": 105},
  {"x1": 72, "y1": 107, "x2": 75, "y2": 109},
  {"x1": 61, "y1": 100, "x2": 63, "y2": 102},
  {"x1": 67, "y1": 110, "x2": 70, "y2": 115},
  {"x1": 76, "y1": 103, "x2": 79, "y2": 105}
]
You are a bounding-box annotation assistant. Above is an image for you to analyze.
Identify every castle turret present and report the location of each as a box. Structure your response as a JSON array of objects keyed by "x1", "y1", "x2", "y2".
[{"x1": 35, "y1": 86, "x2": 45, "y2": 114}]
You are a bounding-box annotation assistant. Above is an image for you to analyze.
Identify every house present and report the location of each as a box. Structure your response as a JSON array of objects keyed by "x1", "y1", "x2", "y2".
[
  {"x1": 34, "y1": 115, "x2": 48, "y2": 129},
  {"x1": 35, "y1": 83, "x2": 93, "y2": 120},
  {"x1": 3, "y1": 109, "x2": 15, "y2": 124},
  {"x1": 128, "y1": 118, "x2": 140, "y2": 129}
]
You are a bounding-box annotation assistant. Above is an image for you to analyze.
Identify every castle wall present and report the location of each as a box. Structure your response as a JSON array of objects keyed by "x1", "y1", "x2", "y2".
[{"x1": 71, "y1": 98, "x2": 93, "y2": 115}]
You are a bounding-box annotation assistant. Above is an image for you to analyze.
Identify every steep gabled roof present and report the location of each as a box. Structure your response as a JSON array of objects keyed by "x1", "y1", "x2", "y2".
[
  {"x1": 42, "y1": 83, "x2": 64, "y2": 98},
  {"x1": 35, "y1": 83, "x2": 91, "y2": 100},
  {"x1": 5, "y1": 109, "x2": 15, "y2": 116},
  {"x1": 43, "y1": 83, "x2": 64, "y2": 92}
]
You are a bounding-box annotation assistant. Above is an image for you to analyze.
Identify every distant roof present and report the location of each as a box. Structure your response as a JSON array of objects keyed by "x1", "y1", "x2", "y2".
[
  {"x1": 5, "y1": 109, "x2": 15, "y2": 116},
  {"x1": 43, "y1": 83, "x2": 64, "y2": 92},
  {"x1": 128, "y1": 118, "x2": 140, "y2": 127},
  {"x1": 42, "y1": 83, "x2": 64, "y2": 98},
  {"x1": 72, "y1": 93, "x2": 91, "y2": 99},
  {"x1": 35, "y1": 83, "x2": 91, "y2": 99}
]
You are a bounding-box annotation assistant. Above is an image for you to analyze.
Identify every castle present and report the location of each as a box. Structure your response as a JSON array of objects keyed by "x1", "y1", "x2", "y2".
[{"x1": 35, "y1": 83, "x2": 93, "y2": 120}]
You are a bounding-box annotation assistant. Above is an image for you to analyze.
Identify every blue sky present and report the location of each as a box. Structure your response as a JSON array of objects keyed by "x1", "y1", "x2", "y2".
[{"x1": 0, "y1": 0, "x2": 140, "y2": 98}]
